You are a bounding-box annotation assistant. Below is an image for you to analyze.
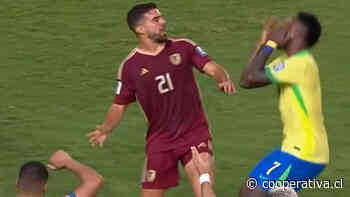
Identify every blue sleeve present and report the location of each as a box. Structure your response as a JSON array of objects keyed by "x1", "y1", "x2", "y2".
[{"x1": 63, "y1": 192, "x2": 77, "y2": 197}]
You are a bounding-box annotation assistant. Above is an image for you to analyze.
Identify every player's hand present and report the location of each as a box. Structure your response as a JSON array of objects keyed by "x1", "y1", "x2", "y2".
[
  {"x1": 259, "y1": 16, "x2": 279, "y2": 44},
  {"x1": 87, "y1": 126, "x2": 109, "y2": 148},
  {"x1": 219, "y1": 80, "x2": 236, "y2": 95},
  {"x1": 267, "y1": 25, "x2": 289, "y2": 48},
  {"x1": 191, "y1": 146, "x2": 211, "y2": 175},
  {"x1": 47, "y1": 150, "x2": 72, "y2": 170}
]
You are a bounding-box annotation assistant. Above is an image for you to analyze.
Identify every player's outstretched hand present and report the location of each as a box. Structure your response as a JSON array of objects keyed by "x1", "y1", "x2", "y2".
[
  {"x1": 47, "y1": 150, "x2": 72, "y2": 171},
  {"x1": 191, "y1": 146, "x2": 211, "y2": 175},
  {"x1": 219, "y1": 80, "x2": 236, "y2": 95},
  {"x1": 87, "y1": 126, "x2": 108, "y2": 148}
]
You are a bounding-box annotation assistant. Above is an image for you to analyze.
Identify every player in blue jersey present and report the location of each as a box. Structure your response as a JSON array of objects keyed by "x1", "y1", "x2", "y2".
[{"x1": 16, "y1": 150, "x2": 103, "y2": 197}]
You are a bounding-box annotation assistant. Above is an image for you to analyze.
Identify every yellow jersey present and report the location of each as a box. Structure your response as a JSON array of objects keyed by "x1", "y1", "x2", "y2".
[{"x1": 265, "y1": 50, "x2": 329, "y2": 164}]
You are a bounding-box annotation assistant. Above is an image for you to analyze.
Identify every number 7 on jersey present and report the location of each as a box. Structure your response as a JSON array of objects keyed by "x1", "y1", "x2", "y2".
[{"x1": 266, "y1": 161, "x2": 281, "y2": 175}]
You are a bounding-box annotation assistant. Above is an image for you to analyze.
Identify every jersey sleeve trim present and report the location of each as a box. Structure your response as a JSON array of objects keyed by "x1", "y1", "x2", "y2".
[
  {"x1": 265, "y1": 66, "x2": 278, "y2": 84},
  {"x1": 196, "y1": 59, "x2": 211, "y2": 72},
  {"x1": 113, "y1": 96, "x2": 135, "y2": 105},
  {"x1": 118, "y1": 48, "x2": 137, "y2": 80}
]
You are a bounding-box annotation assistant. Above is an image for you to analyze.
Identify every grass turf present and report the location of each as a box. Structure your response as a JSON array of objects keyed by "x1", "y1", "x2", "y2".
[{"x1": 0, "y1": 0, "x2": 349, "y2": 196}]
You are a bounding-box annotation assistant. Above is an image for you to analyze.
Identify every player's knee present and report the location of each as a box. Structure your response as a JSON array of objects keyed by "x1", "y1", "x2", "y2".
[{"x1": 141, "y1": 189, "x2": 165, "y2": 197}]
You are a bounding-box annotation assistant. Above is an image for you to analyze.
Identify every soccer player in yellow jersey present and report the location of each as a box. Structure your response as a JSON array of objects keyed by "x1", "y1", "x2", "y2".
[{"x1": 239, "y1": 12, "x2": 329, "y2": 197}]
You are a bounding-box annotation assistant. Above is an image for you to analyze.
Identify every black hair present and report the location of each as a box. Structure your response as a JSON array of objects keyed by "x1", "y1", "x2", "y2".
[
  {"x1": 127, "y1": 3, "x2": 157, "y2": 33},
  {"x1": 18, "y1": 161, "x2": 48, "y2": 192},
  {"x1": 297, "y1": 12, "x2": 321, "y2": 48}
]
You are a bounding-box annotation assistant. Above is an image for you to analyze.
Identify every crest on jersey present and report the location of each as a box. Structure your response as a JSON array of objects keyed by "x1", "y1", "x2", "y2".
[
  {"x1": 145, "y1": 169, "x2": 157, "y2": 182},
  {"x1": 169, "y1": 53, "x2": 182, "y2": 65},
  {"x1": 273, "y1": 62, "x2": 285, "y2": 72}
]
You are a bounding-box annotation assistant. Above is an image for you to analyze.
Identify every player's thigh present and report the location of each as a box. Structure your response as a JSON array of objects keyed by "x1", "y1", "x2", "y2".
[
  {"x1": 183, "y1": 151, "x2": 215, "y2": 180},
  {"x1": 247, "y1": 149, "x2": 291, "y2": 192},
  {"x1": 281, "y1": 156, "x2": 326, "y2": 192},
  {"x1": 182, "y1": 141, "x2": 215, "y2": 197},
  {"x1": 141, "y1": 151, "x2": 179, "y2": 190},
  {"x1": 246, "y1": 148, "x2": 326, "y2": 193},
  {"x1": 182, "y1": 152, "x2": 214, "y2": 197},
  {"x1": 239, "y1": 149, "x2": 282, "y2": 197},
  {"x1": 141, "y1": 189, "x2": 165, "y2": 197},
  {"x1": 182, "y1": 140, "x2": 215, "y2": 183}
]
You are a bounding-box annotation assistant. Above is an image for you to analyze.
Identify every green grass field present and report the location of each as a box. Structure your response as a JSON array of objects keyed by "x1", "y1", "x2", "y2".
[{"x1": 1, "y1": 0, "x2": 349, "y2": 196}]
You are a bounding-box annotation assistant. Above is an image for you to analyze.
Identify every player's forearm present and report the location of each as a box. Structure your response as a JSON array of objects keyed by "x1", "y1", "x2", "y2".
[
  {"x1": 101, "y1": 104, "x2": 128, "y2": 134},
  {"x1": 240, "y1": 45, "x2": 271, "y2": 88},
  {"x1": 65, "y1": 159, "x2": 103, "y2": 192},
  {"x1": 203, "y1": 61, "x2": 230, "y2": 83},
  {"x1": 248, "y1": 39, "x2": 266, "y2": 62},
  {"x1": 201, "y1": 182, "x2": 216, "y2": 197}
]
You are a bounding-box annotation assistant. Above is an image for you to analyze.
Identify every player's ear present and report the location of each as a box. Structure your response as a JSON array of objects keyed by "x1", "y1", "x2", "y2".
[{"x1": 135, "y1": 25, "x2": 145, "y2": 35}]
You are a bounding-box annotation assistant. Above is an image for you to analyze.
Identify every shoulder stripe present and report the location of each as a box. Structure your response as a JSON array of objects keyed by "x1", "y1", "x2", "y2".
[
  {"x1": 292, "y1": 84, "x2": 308, "y2": 116},
  {"x1": 169, "y1": 38, "x2": 197, "y2": 46},
  {"x1": 265, "y1": 67, "x2": 278, "y2": 84},
  {"x1": 118, "y1": 48, "x2": 137, "y2": 80}
]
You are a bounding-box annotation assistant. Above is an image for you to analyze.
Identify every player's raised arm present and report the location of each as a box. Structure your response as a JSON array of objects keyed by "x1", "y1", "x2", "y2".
[
  {"x1": 87, "y1": 55, "x2": 136, "y2": 148},
  {"x1": 249, "y1": 17, "x2": 278, "y2": 62},
  {"x1": 203, "y1": 61, "x2": 236, "y2": 95},
  {"x1": 185, "y1": 39, "x2": 235, "y2": 95},
  {"x1": 240, "y1": 26, "x2": 288, "y2": 89},
  {"x1": 48, "y1": 150, "x2": 103, "y2": 197}
]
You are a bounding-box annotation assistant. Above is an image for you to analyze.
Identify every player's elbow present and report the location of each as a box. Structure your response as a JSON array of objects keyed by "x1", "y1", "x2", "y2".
[
  {"x1": 95, "y1": 175, "x2": 104, "y2": 188},
  {"x1": 79, "y1": 175, "x2": 104, "y2": 197},
  {"x1": 96, "y1": 176, "x2": 104, "y2": 189},
  {"x1": 240, "y1": 74, "x2": 255, "y2": 89},
  {"x1": 88, "y1": 175, "x2": 104, "y2": 190}
]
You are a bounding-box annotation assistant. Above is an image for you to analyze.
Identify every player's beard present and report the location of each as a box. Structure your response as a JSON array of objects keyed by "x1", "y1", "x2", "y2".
[{"x1": 148, "y1": 32, "x2": 168, "y2": 43}]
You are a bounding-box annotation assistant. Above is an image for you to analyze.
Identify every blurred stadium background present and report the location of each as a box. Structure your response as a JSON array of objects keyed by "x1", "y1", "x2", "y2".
[{"x1": 1, "y1": 0, "x2": 349, "y2": 196}]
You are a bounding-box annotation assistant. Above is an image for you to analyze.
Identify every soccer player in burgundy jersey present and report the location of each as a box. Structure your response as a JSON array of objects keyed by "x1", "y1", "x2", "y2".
[{"x1": 87, "y1": 3, "x2": 235, "y2": 197}]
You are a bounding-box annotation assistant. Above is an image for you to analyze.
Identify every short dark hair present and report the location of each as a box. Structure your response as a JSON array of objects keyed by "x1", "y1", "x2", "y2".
[
  {"x1": 18, "y1": 161, "x2": 48, "y2": 192},
  {"x1": 297, "y1": 12, "x2": 321, "y2": 48},
  {"x1": 127, "y1": 3, "x2": 157, "y2": 33}
]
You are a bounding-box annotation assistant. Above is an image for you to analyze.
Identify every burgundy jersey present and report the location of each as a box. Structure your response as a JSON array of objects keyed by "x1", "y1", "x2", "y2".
[{"x1": 114, "y1": 39, "x2": 212, "y2": 153}]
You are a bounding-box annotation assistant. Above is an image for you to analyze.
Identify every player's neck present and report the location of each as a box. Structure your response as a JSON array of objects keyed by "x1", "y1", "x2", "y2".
[
  {"x1": 285, "y1": 40, "x2": 307, "y2": 57},
  {"x1": 137, "y1": 38, "x2": 166, "y2": 56}
]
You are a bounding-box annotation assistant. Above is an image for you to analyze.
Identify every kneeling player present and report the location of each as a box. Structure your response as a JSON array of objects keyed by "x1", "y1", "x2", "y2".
[{"x1": 16, "y1": 150, "x2": 103, "y2": 197}]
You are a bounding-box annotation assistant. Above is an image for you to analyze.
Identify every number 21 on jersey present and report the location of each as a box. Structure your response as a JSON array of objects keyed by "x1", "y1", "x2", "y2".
[{"x1": 155, "y1": 72, "x2": 174, "y2": 94}]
